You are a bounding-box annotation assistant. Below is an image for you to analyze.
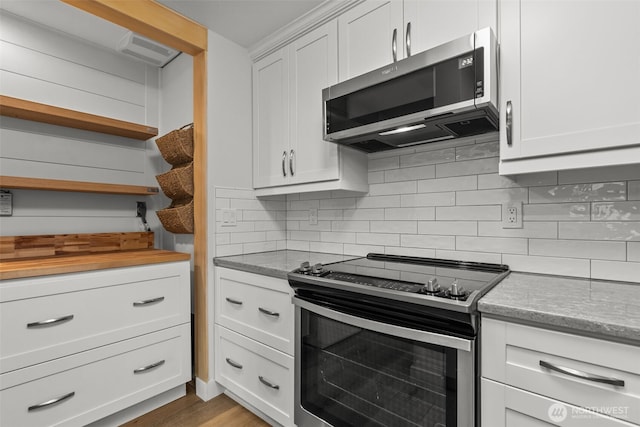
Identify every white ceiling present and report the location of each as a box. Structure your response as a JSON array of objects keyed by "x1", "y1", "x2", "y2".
[{"x1": 0, "y1": 0, "x2": 325, "y2": 52}]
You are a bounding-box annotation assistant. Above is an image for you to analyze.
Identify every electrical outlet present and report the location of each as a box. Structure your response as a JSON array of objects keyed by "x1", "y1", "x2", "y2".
[
  {"x1": 502, "y1": 202, "x2": 523, "y2": 229},
  {"x1": 309, "y1": 208, "x2": 318, "y2": 226},
  {"x1": 222, "y1": 209, "x2": 237, "y2": 226}
]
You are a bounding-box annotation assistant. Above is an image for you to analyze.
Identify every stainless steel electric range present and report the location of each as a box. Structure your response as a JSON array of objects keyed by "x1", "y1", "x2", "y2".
[{"x1": 288, "y1": 253, "x2": 510, "y2": 427}]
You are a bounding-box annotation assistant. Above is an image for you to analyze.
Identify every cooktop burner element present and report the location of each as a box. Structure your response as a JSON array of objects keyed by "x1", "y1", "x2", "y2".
[{"x1": 289, "y1": 253, "x2": 510, "y2": 314}]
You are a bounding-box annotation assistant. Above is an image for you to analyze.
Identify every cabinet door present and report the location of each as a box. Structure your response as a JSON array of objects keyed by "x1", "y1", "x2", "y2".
[
  {"x1": 289, "y1": 21, "x2": 340, "y2": 185},
  {"x1": 404, "y1": 0, "x2": 495, "y2": 55},
  {"x1": 500, "y1": 0, "x2": 640, "y2": 163},
  {"x1": 338, "y1": 0, "x2": 404, "y2": 81},
  {"x1": 252, "y1": 49, "x2": 289, "y2": 189},
  {"x1": 481, "y1": 379, "x2": 636, "y2": 427}
]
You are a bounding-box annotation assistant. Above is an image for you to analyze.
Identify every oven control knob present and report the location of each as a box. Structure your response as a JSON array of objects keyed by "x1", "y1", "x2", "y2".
[
  {"x1": 311, "y1": 263, "x2": 324, "y2": 275},
  {"x1": 299, "y1": 261, "x2": 311, "y2": 273},
  {"x1": 423, "y1": 278, "x2": 440, "y2": 294},
  {"x1": 449, "y1": 280, "x2": 465, "y2": 297}
]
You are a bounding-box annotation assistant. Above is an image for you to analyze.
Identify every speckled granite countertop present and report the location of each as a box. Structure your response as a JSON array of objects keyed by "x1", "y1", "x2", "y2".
[
  {"x1": 213, "y1": 250, "x2": 359, "y2": 280},
  {"x1": 479, "y1": 272, "x2": 640, "y2": 344}
]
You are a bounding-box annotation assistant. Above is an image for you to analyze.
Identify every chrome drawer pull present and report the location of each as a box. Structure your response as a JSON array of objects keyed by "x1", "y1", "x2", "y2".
[
  {"x1": 226, "y1": 358, "x2": 243, "y2": 369},
  {"x1": 226, "y1": 297, "x2": 243, "y2": 305},
  {"x1": 133, "y1": 296, "x2": 165, "y2": 307},
  {"x1": 27, "y1": 314, "x2": 74, "y2": 329},
  {"x1": 258, "y1": 307, "x2": 279, "y2": 317},
  {"x1": 539, "y1": 360, "x2": 625, "y2": 387},
  {"x1": 259, "y1": 376, "x2": 280, "y2": 390},
  {"x1": 28, "y1": 391, "x2": 75, "y2": 411},
  {"x1": 133, "y1": 359, "x2": 165, "y2": 374}
]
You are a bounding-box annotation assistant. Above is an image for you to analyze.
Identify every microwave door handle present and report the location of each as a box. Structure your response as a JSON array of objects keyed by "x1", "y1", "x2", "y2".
[
  {"x1": 392, "y1": 28, "x2": 398, "y2": 62},
  {"x1": 406, "y1": 22, "x2": 411, "y2": 57}
]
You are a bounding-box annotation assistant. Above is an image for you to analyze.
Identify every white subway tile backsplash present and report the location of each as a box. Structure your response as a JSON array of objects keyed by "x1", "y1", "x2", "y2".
[
  {"x1": 254, "y1": 220, "x2": 285, "y2": 231},
  {"x1": 478, "y1": 222, "x2": 557, "y2": 239},
  {"x1": 418, "y1": 221, "x2": 477, "y2": 236},
  {"x1": 401, "y1": 234, "x2": 455, "y2": 250},
  {"x1": 216, "y1": 244, "x2": 244, "y2": 257},
  {"x1": 318, "y1": 209, "x2": 344, "y2": 220},
  {"x1": 592, "y1": 201, "x2": 640, "y2": 221},
  {"x1": 229, "y1": 198, "x2": 266, "y2": 210},
  {"x1": 418, "y1": 175, "x2": 477, "y2": 193},
  {"x1": 628, "y1": 243, "x2": 640, "y2": 262},
  {"x1": 591, "y1": 260, "x2": 640, "y2": 282},
  {"x1": 344, "y1": 208, "x2": 385, "y2": 220},
  {"x1": 265, "y1": 230, "x2": 287, "y2": 240},
  {"x1": 502, "y1": 254, "x2": 590, "y2": 277},
  {"x1": 242, "y1": 210, "x2": 275, "y2": 221},
  {"x1": 384, "y1": 165, "x2": 435, "y2": 182},
  {"x1": 369, "y1": 181, "x2": 417, "y2": 196},
  {"x1": 529, "y1": 239, "x2": 626, "y2": 261},
  {"x1": 287, "y1": 210, "x2": 310, "y2": 221},
  {"x1": 630, "y1": 181, "x2": 640, "y2": 200},
  {"x1": 290, "y1": 199, "x2": 320, "y2": 210},
  {"x1": 286, "y1": 220, "x2": 300, "y2": 230},
  {"x1": 559, "y1": 165, "x2": 640, "y2": 185},
  {"x1": 385, "y1": 246, "x2": 436, "y2": 258},
  {"x1": 287, "y1": 240, "x2": 310, "y2": 251},
  {"x1": 243, "y1": 241, "x2": 278, "y2": 254},
  {"x1": 216, "y1": 221, "x2": 255, "y2": 233},
  {"x1": 320, "y1": 231, "x2": 357, "y2": 244},
  {"x1": 436, "y1": 206, "x2": 501, "y2": 221},
  {"x1": 529, "y1": 182, "x2": 626, "y2": 203},
  {"x1": 344, "y1": 243, "x2": 384, "y2": 256},
  {"x1": 371, "y1": 220, "x2": 418, "y2": 234},
  {"x1": 456, "y1": 236, "x2": 527, "y2": 254},
  {"x1": 368, "y1": 171, "x2": 385, "y2": 184},
  {"x1": 310, "y1": 241, "x2": 344, "y2": 254},
  {"x1": 369, "y1": 156, "x2": 399, "y2": 171},
  {"x1": 230, "y1": 231, "x2": 267, "y2": 244},
  {"x1": 332, "y1": 220, "x2": 370, "y2": 232},
  {"x1": 478, "y1": 171, "x2": 557, "y2": 189},
  {"x1": 400, "y1": 148, "x2": 455, "y2": 167},
  {"x1": 319, "y1": 198, "x2": 357, "y2": 209},
  {"x1": 455, "y1": 141, "x2": 499, "y2": 160},
  {"x1": 289, "y1": 230, "x2": 320, "y2": 241},
  {"x1": 401, "y1": 192, "x2": 455, "y2": 207},
  {"x1": 357, "y1": 232, "x2": 400, "y2": 246},
  {"x1": 456, "y1": 188, "x2": 528, "y2": 206},
  {"x1": 523, "y1": 203, "x2": 590, "y2": 221},
  {"x1": 357, "y1": 195, "x2": 401, "y2": 208},
  {"x1": 559, "y1": 222, "x2": 640, "y2": 241},
  {"x1": 435, "y1": 249, "x2": 502, "y2": 264},
  {"x1": 385, "y1": 207, "x2": 435, "y2": 221},
  {"x1": 436, "y1": 157, "x2": 498, "y2": 178},
  {"x1": 298, "y1": 221, "x2": 332, "y2": 232},
  {"x1": 216, "y1": 233, "x2": 230, "y2": 245}
]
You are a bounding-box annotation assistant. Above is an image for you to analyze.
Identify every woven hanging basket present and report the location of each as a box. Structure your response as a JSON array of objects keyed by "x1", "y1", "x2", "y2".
[
  {"x1": 155, "y1": 123, "x2": 194, "y2": 166},
  {"x1": 156, "y1": 199, "x2": 194, "y2": 234},
  {"x1": 156, "y1": 162, "x2": 194, "y2": 200}
]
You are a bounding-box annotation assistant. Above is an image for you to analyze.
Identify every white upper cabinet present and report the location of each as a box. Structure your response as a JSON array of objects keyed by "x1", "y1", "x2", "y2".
[
  {"x1": 252, "y1": 21, "x2": 368, "y2": 196},
  {"x1": 499, "y1": 0, "x2": 640, "y2": 174}
]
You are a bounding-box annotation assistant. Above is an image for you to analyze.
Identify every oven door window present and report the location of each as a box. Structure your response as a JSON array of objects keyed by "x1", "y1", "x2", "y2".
[{"x1": 300, "y1": 308, "x2": 458, "y2": 427}]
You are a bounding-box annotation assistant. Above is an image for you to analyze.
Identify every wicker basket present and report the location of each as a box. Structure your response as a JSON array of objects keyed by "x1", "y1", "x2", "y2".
[
  {"x1": 155, "y1": 123, "x2": 194, "y2": 165},
  {"x1": 156, "y1": 162, "x2": 194, "y2": 200},
  {"x1": 156, "y1": 199, "x2": 194, "y2": 234}
]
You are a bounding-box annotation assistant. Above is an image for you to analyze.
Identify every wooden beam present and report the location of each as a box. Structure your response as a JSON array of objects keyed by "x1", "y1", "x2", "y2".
[
  {"x1": 61, "y1": 0, "x2": 207, "y2": 55},
  {"x1": 0, "y1": 96, "x2": 158, "y2": 140},
  {"x1": 0, "y1": 176, "x2": 160, "y2": 196}
]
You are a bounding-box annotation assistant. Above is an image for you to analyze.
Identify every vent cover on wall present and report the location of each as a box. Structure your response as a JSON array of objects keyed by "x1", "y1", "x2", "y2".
[{"x1": 117, "y1": 31, "x2": 180, "y2": 67}]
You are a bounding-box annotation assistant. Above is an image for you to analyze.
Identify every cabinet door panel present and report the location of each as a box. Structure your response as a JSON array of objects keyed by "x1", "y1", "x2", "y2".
[
  {"x1": 500, "y1": 0, "x2": 640, "y2": 163},
  {"x1": 253, "y1": 49, "x2": 289, "y2": 188},
  {"x1": 289, "y1": 21, "x2": 339, "y2": 184},
  {"x1": 338, "y1": 0, "x2": 404, "y2": 81}
]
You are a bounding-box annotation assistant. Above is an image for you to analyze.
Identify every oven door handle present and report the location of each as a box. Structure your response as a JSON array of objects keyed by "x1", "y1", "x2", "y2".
[{"x1": 293, "y1": 296, "x2": 471, "y2": 352}]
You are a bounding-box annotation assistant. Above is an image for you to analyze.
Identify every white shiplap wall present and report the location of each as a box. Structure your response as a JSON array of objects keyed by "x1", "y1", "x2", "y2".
[
  {"x1": 0, "y1": 11, "x2": 163, "y2": 238},
  {"x1": 216, "y1": 135, "x2": 640, "y2": 282}
]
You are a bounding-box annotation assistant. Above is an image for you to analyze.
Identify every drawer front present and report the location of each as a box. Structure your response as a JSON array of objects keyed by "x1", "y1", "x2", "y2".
[
  {"x1": 482, "y1": 378, "x2": 637, "y2": 427},
  {"x1": 0, "y1": 262, "x2": 190, "y2": 373},
  {"x1": 215, "y1": 267, "x2": 293, "y2": 355},
  {"x1": 482, "y1": 318, "x2": 640, "y2": 424},
  {"x1": 215, "y1": 325, "x2": 294, "y2": 427},
  {"x1": 1, "y1": 324, "x2": 190, "y2": 427}
]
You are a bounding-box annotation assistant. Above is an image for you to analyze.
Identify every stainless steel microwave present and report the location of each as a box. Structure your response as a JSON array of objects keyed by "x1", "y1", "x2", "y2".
[{"x1": 322, "y1": 27, "x2": 498, "y2": 153}]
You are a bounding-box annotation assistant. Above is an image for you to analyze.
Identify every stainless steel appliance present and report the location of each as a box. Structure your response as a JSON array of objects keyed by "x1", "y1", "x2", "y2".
[
  {"x1": 322, "y1": 28, "x2": 498, "y2": 152},
  {"x1": 288, "y1": 253, "x2": 510, "y2": 427}
]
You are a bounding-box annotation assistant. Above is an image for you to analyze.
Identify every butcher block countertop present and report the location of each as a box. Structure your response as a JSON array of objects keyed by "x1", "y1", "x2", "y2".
[{"x1": 0, "y1": 249, "x2": 190, "y2": 280}]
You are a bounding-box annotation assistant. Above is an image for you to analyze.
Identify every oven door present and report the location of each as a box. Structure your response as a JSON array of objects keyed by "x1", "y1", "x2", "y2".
[{"x1": 294, "y1": 297, "x2": 474, "y2": 427}]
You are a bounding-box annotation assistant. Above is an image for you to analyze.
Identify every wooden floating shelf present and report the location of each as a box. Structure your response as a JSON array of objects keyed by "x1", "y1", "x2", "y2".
[
  {"x1": 0, "y1": 95, "x2": 158, "y2": 140},
  {"x1": 0, "y1": 176, "x2": 160, "y2": 196}
]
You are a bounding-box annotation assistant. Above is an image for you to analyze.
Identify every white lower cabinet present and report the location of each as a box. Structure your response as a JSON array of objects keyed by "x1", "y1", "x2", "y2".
[
  {"x1": 0, "y1": 261, "x2": 191, "y2": 426},
  {"x1": 481, "y1": 317, "x2": 640, "y2": 426},
  {"x1": 214, "y1": 267, "x2": 294, "y2": 426}
]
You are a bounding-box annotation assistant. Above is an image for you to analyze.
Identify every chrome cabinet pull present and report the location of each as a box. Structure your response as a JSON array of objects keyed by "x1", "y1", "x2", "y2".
[
  {"x1": 259, "y1": 307, "x2": 280, "y2": 317},
  {"x1": 392, "y1": 28, "x2": 398, "y2": 62},
  {"x1": 289, "y1": 149, "x2": 295, "y2": 176},
  {"x1": 539, "y1": 360, "x2": 625, "y2": 387},
  {"x1": 133, "y1": 296, "x2": 165, "y2": 307},
  {"x1": 282, "y1": 151, "x2": 287, "y2": 177},
  {"x1": 226, "y1": 297, "x2": 243, "y2": 305},
  {"x1": 226, "y1": 358, "x2": 243, "y2": 369},
  {"x1": 133, "y1": 359, "x2": 165, "y2": 374},
  {"x1": 28, "y1": 392, "x2": 75, "y2": 411},
  {"x1": 27, "y1": 314, "x2": 74, "y2": 329},
  {"x1": 506, "y1": 100, "x2": 513, "y2": 146},
  {"x1": 259, "y1": 376, "x2": 280, "y2": 390},
  {"x1": 405, "y1": 22, "x2": 411, "y2": 57}
]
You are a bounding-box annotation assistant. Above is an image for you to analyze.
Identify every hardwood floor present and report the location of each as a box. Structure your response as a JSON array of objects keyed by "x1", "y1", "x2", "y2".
[{"x1": 121, "y1": 384, "x2": 270, "y2": 427}]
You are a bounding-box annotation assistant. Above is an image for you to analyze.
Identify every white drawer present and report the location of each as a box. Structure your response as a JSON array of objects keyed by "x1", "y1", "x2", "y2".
[
  {"x1": 482, "y1": 318, "x2": 640, "y2": 424},
  {"x1": 215, "y1": 325, "x2": 294, "y2": 427},
  {"x1": 215, "y1": 267, "x2": 294, "y2": 355},
  {"x1": 1, "y1": 324, "x2": 190, "y2": 427},
  {"x1": 0, "y1": 262, "x2": 190, "y2": 373}
]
